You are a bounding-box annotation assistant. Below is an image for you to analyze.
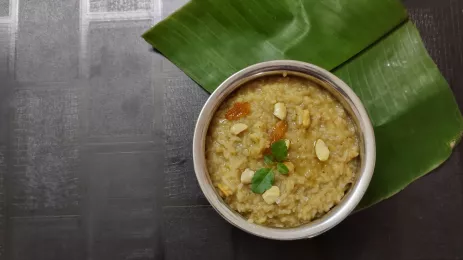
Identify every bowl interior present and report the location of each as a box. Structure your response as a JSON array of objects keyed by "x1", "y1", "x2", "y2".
[{"x1": 193, "y1": 60, "x2": 375, "y2": 240}]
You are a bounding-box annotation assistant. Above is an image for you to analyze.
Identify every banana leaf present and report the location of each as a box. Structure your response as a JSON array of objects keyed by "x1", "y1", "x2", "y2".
[
  {"x1": 333, "y1": 22, "x2": 463, "y2": 208},
  {"x1": 142, "y1": 0, "x2": 463, "y2": 208}
]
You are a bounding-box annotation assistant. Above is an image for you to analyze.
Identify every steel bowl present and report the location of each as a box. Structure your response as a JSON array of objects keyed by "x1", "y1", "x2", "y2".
[{"x1": 193, "y1": 60, "x2": 376, "y2": 240}]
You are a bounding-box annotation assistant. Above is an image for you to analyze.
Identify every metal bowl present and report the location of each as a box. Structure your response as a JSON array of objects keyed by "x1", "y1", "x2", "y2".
[{"x1": 193, "y1": 60, "x2": 376, "y2": 240}]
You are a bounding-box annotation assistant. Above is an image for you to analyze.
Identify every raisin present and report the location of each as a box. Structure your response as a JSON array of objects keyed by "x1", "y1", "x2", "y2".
[
  {"x1": 225, "y1": 102, "x2": 251, "y2": 120},
  {"x1": 269, "y1": 121, "x2": 288, "y2": 144}
]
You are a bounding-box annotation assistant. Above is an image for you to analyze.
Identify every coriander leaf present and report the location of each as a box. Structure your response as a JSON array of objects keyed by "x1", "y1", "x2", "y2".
[
  {"x1": 251, "y1": 168, "x2": 274, "y2": 194},
  {"x1": 271, "y1": 140, "x2": 288, "y2": 162},
  {"x1": 264, "y1": 155, "x2": 274, "y2": 165},
  {"x1": 277, "y1": 163, "x2": 289, "y2": 174}
]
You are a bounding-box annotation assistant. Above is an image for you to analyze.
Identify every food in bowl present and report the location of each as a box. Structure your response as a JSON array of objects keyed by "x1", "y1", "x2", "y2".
[{"x1": 205, "y1": 75, "x2": 360, "y2": 228}]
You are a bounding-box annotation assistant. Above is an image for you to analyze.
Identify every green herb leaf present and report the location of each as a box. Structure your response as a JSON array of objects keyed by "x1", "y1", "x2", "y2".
[
  {"x1": 251, "y1": 168, "x2": 274, "y2": 194},
  {"x1": 277, "y1": 163, "x2": 289, "y2": 175},
  {"x1": 264, "y1": 155, "x2": 274, "y2": 165},
  {"x1": 271, "y1": 140, "x2": 288, "y2": 162}
]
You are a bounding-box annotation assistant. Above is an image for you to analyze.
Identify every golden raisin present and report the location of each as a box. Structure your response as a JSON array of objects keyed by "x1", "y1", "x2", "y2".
[
  {"x1": 270, "y1": 121, "x2": 288, "y2": 144},
  {"x1": 225, "y1": 102, "x2": 251, "y2": 120}
]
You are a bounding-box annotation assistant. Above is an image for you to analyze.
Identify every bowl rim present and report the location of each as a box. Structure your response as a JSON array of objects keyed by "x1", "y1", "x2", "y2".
[{"x1": 193, "y1": 60, "x2": 376, "y2": 240}]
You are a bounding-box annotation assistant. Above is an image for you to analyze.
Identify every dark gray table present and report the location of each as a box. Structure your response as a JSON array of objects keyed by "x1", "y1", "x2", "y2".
[{"x1": 0, "y1": 0, "x2": 462, "y2": 259}]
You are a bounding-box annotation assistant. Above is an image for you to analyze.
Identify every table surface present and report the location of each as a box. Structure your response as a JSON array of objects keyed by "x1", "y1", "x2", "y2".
[{"x1": 0, "y1": 0, "x2": 462, "y2": 259}]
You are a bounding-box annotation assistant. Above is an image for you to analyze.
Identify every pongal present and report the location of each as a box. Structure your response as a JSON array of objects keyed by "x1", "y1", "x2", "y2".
[{"x1": 205, "y1": 75, "x2": 360, "y2": 228}]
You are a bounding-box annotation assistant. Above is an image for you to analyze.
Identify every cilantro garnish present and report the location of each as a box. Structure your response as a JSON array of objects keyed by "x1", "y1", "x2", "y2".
[
  {"x1": 277, "y1": 162, "x2": 289, "y2": 174},
  {"x1": 264, "y1": 154, "x2": 274, "y2": 165},
  {"x1": 250, "y1": 139, "x2": 291, "y2": 193},
  {"x1": 271, "y1": 140, "x2": 288, "y2": 162},
  {"x1": 251, "y1": 168, "x2": 274, "y2": 194}
]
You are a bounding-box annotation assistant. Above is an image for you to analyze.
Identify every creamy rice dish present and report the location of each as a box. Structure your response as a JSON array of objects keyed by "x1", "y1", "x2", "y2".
[{"x1": 205, "y1": 76, "x2": 360, "y2": 228}]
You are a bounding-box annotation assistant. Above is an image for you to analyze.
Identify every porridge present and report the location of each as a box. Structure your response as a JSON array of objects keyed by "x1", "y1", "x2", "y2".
[{"x1": 205, "y1": 75, "x2": 360, "y2": 228}]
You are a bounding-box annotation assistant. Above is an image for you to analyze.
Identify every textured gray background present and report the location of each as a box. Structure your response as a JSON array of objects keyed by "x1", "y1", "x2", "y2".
[{"x1": 0, "y1": 0, "x2": 462, "y2": 259}]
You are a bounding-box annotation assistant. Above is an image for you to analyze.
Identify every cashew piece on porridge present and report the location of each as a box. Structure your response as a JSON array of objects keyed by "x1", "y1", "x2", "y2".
[
  {"x1": 262, "y1": 186, "x2": 280, "y2": 204},
  {"x1": 284, "y1": 139, "x2": 290, "y2": 150},
  {"x1": 302, "y1": 110, "x2": 311, "y2": 128},
  {"x1": 240, "y1": 168, "x2": 255, "y2": 184},
  {"x1": 273, "y1": 103, "x2": 287, "y2": 120},
  {"x1": 230, "y1": 123, "x2": 248, "y2": 135},
  {"x1": 217, "y1": 183, "x2": 233, "y2": 197},
  {"x1": 283, "y1": 161, "x2": 295, "y2": 173},
  {"x1": 315, "y1": 139, "x2": 330, "y2": 161}
]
